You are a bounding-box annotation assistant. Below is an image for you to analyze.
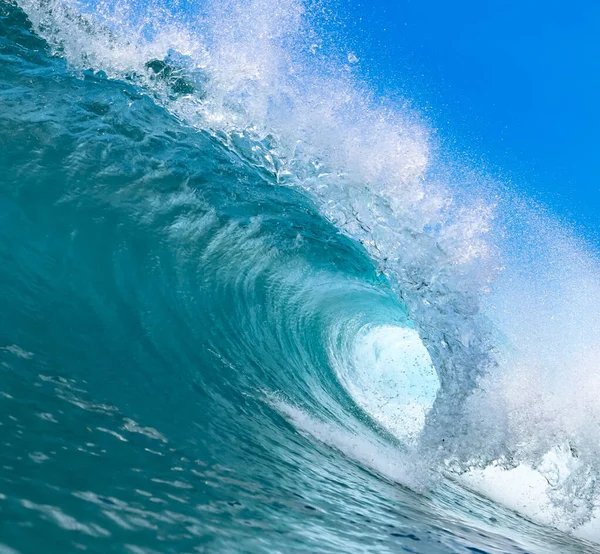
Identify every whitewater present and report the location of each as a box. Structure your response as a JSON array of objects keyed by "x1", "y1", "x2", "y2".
[{"x1": 1, "y1": 0, "x2": 600, "y2": 552}]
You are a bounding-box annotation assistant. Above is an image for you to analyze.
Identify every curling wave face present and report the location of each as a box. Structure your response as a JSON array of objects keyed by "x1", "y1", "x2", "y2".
[{"x1": 2, "y1": 1, "x2": 600, "y2": 552}]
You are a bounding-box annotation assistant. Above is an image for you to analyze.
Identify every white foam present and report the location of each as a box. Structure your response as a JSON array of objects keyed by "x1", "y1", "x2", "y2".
[
  {"x1": 460, "y1": 458, "x2": 600, "y2": 542},
  {"x1": 272, "y1": 399, "x2": 427, "y2": 491}
]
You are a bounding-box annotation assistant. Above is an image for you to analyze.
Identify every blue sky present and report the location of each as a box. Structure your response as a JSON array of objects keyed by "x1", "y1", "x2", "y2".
[{"x1": 346, "y1": 0, "x2": 600, "y2": 236}]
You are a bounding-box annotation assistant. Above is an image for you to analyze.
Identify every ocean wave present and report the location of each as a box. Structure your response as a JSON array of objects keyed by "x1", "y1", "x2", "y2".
[{"x1": 2, "y1": 0, "x2": 600, "y2": 550}]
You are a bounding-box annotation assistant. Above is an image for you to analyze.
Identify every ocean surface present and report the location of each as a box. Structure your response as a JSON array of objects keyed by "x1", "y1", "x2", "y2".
[{"x1": 2, "y1": 1, "x2": 600, "y2": 553}]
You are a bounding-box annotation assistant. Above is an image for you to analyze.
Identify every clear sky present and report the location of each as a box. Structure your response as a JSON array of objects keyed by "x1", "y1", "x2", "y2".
[{"x1": 346, "y1": 0, "x2": 599, "y2": 237}]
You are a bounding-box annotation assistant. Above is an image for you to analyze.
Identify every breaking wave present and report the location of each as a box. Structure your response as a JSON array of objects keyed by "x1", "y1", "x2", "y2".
[{"x1": 2, "y1": 0, "x2": 600, "y2": 551}]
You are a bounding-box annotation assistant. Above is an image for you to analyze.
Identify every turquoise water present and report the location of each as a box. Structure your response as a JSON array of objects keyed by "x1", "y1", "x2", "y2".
[{"x1": 1, "y1": 2, "x2": 600, "y2": 553}]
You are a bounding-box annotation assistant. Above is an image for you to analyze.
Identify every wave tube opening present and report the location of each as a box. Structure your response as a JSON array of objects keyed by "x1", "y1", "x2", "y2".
[{"x1": 332, "y1": 324, "x2": 439, "y2": 444}]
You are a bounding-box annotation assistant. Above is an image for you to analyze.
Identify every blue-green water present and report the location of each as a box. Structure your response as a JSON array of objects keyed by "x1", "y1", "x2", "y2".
[{"x1": 1, "y1": 1, "x2": 600, "y2": 552}]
